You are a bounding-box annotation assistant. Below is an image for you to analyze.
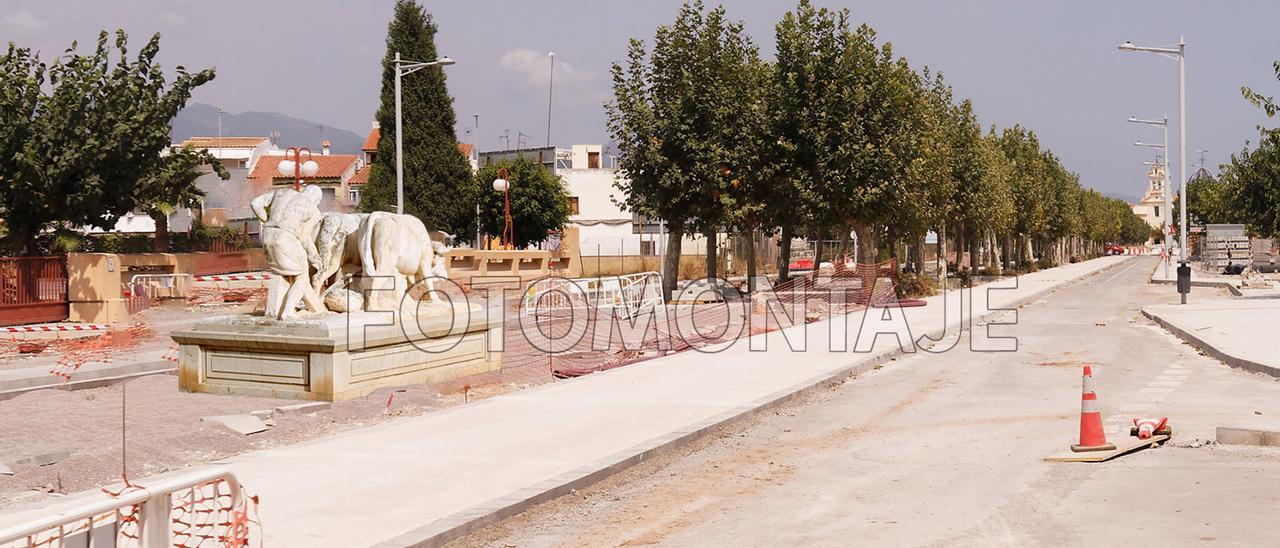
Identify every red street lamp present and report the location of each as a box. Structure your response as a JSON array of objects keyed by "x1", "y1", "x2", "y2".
[
  {"x1": 492, "y1": 167, "x2": 513, "y2": 249},
  {"x1": 277, "y1": 147, "x2": 320, "y2": 191}
]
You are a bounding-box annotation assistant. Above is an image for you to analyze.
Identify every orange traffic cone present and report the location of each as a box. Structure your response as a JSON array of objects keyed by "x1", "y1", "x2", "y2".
[
  {"x1": 1071, "y1": 366, "x2": 1116, "y2": 452},
  {"x1": 1131, "y1": 417, "x2": 1169, "y2": 439}
]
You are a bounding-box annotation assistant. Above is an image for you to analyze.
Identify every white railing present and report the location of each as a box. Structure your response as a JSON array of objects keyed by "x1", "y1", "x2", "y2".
[
  {"x1": 0, "y1": 467, "x2": 245, "y2": 548},
  {"x1": 521, "y1": 272, "x2": 662, "y2": 320}
]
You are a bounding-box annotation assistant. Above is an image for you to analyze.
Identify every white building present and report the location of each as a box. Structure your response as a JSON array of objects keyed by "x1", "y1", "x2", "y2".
[
  {"x1": 1132, "y1": 163, "x2": 1168, "y2": 241},
  {"x1": 558, "y1": 144, "x2": 708, "y2": 257}
]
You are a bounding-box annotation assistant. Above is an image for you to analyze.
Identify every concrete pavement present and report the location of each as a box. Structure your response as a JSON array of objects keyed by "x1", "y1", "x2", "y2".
[
  {"x1": 1143, "y1": 299, "x2": 1280, "y2": 378},
  {"x1": 0, "y1": 256, "x2": 1132, "y2": 546},
  {"x1": 452, "y1": 256, "x2": 1280, "y2": 547}
]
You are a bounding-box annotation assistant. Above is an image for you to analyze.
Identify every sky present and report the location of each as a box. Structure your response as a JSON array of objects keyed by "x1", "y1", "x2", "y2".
[{"x1": 3, "y1": 0, "x2": 1280, "y2": 201}]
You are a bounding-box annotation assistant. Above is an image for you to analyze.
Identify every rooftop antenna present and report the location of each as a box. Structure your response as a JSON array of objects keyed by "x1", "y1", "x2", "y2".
[
  {"x1": 1196, "y1": 149, "x2": 1208, "y2": 169},
  {"x1": 499, "y1": 130, "x2": 510, "y2": 150},
  {"x1": 517, "y1": 132, "x2": 530, "y2": 150}
]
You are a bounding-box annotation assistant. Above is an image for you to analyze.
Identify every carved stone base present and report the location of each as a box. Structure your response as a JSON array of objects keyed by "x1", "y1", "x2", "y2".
[{"x1": 171, "y1": 304, "x2": 502, "y2": 401}]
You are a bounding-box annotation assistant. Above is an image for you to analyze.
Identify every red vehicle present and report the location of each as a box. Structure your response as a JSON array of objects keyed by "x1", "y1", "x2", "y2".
[
  {"x1": 788, "y1": 258, "x2": 815, "y2": 271},
  {"x1": 1103, "y1": 245, "x2": 1124, "y2": 256}
]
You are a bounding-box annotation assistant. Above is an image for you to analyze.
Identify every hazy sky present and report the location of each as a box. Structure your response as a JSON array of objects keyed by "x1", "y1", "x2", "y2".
[{"x1": 4, "y1": 0, "x2": 1280, "y2": 200}]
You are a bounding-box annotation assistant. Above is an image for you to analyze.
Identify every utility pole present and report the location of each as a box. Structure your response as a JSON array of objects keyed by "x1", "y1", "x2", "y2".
[{"x1": 546, "y1": 52, "x2": 555, "y2": 147}]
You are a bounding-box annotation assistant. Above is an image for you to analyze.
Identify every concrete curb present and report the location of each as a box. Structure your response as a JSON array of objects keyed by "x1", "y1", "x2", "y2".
[
  {"x1": 0, "y1": 361, "x2": 175, "y2": 401},
  {"x1": 1216, "y1": 426, "x2": 1280, "y2": 447},
  {"x1": 1141, "y1": 307, "x2": 1280, "y2": 379},
  {"x1": 374, "y1": 257, "x2": 1132, "y2": 548}
]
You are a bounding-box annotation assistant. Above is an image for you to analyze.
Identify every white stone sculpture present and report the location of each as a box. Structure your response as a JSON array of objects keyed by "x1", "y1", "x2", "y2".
[
  {"x1": 360, "y1": 212, "x2": 443, "y2": 312},
  {"x1": 251, "y1": 185, "x2": 326, "y2": 320}
]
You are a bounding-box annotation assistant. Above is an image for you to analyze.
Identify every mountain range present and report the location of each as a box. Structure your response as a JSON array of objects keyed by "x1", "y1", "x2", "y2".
[{"x1": 170, "y1": 103, "x2": 366, "y2": 154}]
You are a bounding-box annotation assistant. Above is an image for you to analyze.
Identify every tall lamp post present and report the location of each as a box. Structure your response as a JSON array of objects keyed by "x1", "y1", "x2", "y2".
[
  {"x1": 277, "y1": 147, "x2": 319, "y2": 191},
  {"x1": 492, "y1": 167, "x2": 514, "y2": 249},
  {"x1": 1132, "y1": 114, "x2": 1170, "y2": 275},
  {"x1": 394, "y1": 52, "x2": 456, "y2": 215},
  {"x1": 1120, "y1": 37, "x2": 1187, "y2": 264}
]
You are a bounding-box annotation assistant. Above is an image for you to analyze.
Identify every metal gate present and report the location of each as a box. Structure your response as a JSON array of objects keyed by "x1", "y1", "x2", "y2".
[{"x1": 0, "y1": 256, "x2": 69, "y2": 327}]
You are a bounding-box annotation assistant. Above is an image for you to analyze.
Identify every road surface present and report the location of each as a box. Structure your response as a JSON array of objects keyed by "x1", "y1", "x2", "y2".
[{"x1": 449, "y1": 258, "x2": 1280, "y2": 547}]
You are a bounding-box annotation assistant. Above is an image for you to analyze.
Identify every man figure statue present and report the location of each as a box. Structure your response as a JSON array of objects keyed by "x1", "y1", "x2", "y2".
[{"x1": 251, "y1": 185, "x2": 326, "y2": 320}]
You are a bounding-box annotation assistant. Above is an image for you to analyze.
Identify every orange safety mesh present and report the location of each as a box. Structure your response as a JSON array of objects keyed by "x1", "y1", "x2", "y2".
[
  {"x1": 47, "y1": 323, "x2": 154, "y2": 381},
  {"x1": 5, "y1": 478, "x2": 258, "y2": 548}
]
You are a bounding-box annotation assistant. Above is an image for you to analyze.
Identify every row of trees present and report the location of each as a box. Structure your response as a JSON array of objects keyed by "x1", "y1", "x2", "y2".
[
  {"x1": 1, "y1": 31, "x2": 226, "y2": 255},
  {"x1": 608, "y1": 1, "x2": 1151, "y2": 295},
  {"x1": 1172, "y1": 61, "x2": 1280, "y2": 238}
]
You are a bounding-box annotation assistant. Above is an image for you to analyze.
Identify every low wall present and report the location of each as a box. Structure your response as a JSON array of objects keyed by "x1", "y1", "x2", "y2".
[{"x1": 66, "y1": 250, "x2": 266, "y2": 324}]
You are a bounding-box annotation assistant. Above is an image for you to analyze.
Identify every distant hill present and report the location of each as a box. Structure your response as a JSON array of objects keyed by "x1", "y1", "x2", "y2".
[
  {"x1": 170, "y1": 103, "x2": 365, "y2": 154},
  {"x1": 1101, "y1": 190, "x2": 1139, "y2": 204}
]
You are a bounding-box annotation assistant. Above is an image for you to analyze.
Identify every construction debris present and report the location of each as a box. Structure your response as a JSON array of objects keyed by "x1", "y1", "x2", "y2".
[
  {"x1": 274, "y1": 402, "x2": 332, "y2": 415},
  {"x1": 202, "y1": 414, "x2": 271, "y2": 435}
]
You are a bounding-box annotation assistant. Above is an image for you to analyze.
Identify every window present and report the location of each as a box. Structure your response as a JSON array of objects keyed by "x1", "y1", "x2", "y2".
[
  {"x1": 641, "y1": 240, "x2": 656, "y2": 256},
  {"x1": 1154, "y1": 206, "x2": 1160, "y2": 218},
  {"x1": 587, "y1": 151, "x2": 600, "y2": 169},
  {"x1": 569, "y1": 196, "x2": 580, "y2": 215},
  {"x1": 349, "y1": 190, "x2": 361, "y2": 205}
]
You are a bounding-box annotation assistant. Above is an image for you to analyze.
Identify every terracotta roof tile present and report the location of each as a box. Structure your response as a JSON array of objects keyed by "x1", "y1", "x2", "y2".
[
  {"x1": 180, "y1": 137, "x2": 270, "y2": 149},
  {"x1": 349, "y1": 165, "x2": 371, "y2": 185},
  {"x1": 362, "y1": 128, "x2": 379, "y2": 152},
  {"x1": 249, "y1": 154, "x2": 360, "y2": 181},
  {"x1": 457, "y1": 143, "x2": 474, "y2": 158}
]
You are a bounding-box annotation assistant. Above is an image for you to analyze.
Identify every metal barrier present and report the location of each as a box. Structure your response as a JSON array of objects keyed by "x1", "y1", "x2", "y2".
[
  {"x1": 0, "y1": 257, "x2": 68, "y2": 327},
  {"x1": 521, "y1": 272, "x2": 662, "y2": 320},
  {"x1": 0, "y1": 467, "x2": 252, "y2": 547}
]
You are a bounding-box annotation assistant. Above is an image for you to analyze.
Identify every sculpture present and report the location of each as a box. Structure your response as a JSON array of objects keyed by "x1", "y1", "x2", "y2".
[
  {"x1": 360, "y1": 212, "x2": 442, "y2": 312},
  {"x1": 251, "y1": 186, "x2": 455, "y2": 318},
  {"x1": 251, "y1": 185, "x2": 326, "y2": 320}
]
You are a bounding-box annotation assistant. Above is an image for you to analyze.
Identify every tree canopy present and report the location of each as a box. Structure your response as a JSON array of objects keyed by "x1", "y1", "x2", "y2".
[
  {"x1": 363, "y1": 0, "x2": 477, "y2": 238},
  {"x1": 0, "y1": 31, "x2": 214, "y2": 254},
  {"x1": 474, "y1": 157, "x2": 571, "y2": 249}
]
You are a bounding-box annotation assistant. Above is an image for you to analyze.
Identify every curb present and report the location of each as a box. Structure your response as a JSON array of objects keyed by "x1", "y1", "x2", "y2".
[
  {"x1": 1141, "y1": 307, "x2": 1280, "y2": 379},
  {"x1": 373, "y1": 257, "x2": 1132, "y2": 548},
  {"x1": 1216, "y1": 426, "x2": 1280, "y2": 447},
  {"x1": 1147, "y1": 264, "x2": 1243, "y2": 297},
  {"x1": 0, "y1": 361, "x2": 175, "y2": 401}
]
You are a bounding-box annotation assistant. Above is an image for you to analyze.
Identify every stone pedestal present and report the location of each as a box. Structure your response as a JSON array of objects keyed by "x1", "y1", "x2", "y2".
[{"x1": 171, "y1": 304, "x2": 502, "y2": 401}]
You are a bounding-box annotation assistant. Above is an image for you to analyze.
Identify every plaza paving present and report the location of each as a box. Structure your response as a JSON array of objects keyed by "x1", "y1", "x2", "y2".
[{"x1": 3, "y1": 256, "x2": 1130, "y2": 546}]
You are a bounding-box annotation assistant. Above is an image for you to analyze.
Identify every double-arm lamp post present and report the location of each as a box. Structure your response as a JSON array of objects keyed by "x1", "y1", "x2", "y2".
[
  {"x1": 393, "y1": 52, "x2": 456, "y2": 215},
  {"x1": 1120, "y1": 37, "x2": 1187, "y2": 264}
]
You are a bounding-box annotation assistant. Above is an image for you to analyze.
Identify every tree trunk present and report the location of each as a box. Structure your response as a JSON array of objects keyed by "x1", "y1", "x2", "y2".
[
  {"x1": 746, "y1": 229, "x2": 758, "y2": 293},
  {"x1": 968, "y1": 227, "x2": 980, "y2": 277},
  {"x1": 937, "y1": 224, "x2": 947, "y2": 285},
  {"x1": 704, "y1": 228, "x2": 718, "y2": 280},
  {"x1": 777, "y1": 224, "x2": 793, "y2": 283},
  {"x1": 812, "y1": 229, "x2": 825, "y2": 274},
  {"x1": 152, "y1": 212, "x2": 170, "y2": 253},
  {"x1": 852, "y1": 222, "x2": 876, "y2": 266},
  {"x1": 662, "y1": 225, "x2": 683, "y2": 301}
]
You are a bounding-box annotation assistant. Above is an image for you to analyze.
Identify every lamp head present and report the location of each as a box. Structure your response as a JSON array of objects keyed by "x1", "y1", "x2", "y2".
[
  {"x1": 1127, "y1": 116, "x2": 1138, "y2": 122},
  {"x1": 492, "y1": 178, "x2": 509, "y2": 192},
  {"x1": 301, "y1": 160, "x2": 320, "y2": 178},
  {"x1": 436, "y1": 56, "x2": 455, "y2": 66},
  {"x1": 277, "y1": 159, "x2": 296, "y2": 178},
  {"x1": 1119, "y1": 41, "x2": 1137, "y2": 51}
]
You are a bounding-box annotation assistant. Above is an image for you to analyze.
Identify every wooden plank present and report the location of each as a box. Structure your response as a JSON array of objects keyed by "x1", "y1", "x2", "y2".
[{"x1": 1044, "y1": 434, "x2": 1170, "y2": 463}]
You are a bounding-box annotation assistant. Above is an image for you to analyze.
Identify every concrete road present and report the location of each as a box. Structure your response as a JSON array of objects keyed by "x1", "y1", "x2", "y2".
[{"x1": 450, "y1": 258, "x2": 1280, "y2": 547}]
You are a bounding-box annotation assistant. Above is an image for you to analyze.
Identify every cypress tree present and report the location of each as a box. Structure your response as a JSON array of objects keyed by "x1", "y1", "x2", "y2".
[{"x1": 364, "y1": 0, "x2": 476, "y2": 237}]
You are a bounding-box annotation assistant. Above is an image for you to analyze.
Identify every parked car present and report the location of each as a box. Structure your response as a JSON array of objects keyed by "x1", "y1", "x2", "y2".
[{"x1": 1103, "y1": 245, "x2": 1124, "y2": 256}]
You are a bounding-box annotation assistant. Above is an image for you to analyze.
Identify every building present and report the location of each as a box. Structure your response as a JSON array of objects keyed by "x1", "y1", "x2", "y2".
[
  {"x1": 349, "y1": 122, "x2": 478, "y2": 207},
  {"x1": 176, "y1": 136, "x2": 273, "y2": 169},
  {"x1": 248, "y1": 142, "x2": 363, "y2": 211},
  {"x1": 1132, "y1": 163, "x2": 1168, "y2": 238}
]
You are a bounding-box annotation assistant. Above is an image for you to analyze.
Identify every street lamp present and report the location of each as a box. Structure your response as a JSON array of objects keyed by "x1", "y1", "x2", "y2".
[
  {"x1": 394, "y1": 52, "x2": 456, "y2": 215},
  {"x1": 491, "y1": 167, "x2": 513, "y2": 249},
  {"x1": 1133, "y1": 115, "x2": 1172, "y2": 277},
  {"x1": 1119, "y1": 37, "x2": 1188, "y2": 266},
  {"x1": 277, "y1": 147, "x2": 319, "y2": 191}
]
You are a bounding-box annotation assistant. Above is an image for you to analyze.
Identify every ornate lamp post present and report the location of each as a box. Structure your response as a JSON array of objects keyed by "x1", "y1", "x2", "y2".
[
  {"x1": 393, "y1": 53, "x2": 456, "y2": 215},
  {"x1": 492, "y1": 167, "x2": 513, "y2": 249},
  {"x1": 277, "y1": 147, "x2": 319, "y2": 191}
]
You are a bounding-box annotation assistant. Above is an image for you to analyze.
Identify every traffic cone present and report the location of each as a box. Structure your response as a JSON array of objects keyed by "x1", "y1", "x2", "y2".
[
  {"x1": 1131, "y1": 417, "x2": 1169, "y2": 439},
  {"x1": 1071, "y1": 366, "x2": 1116, "y2": 452}
]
